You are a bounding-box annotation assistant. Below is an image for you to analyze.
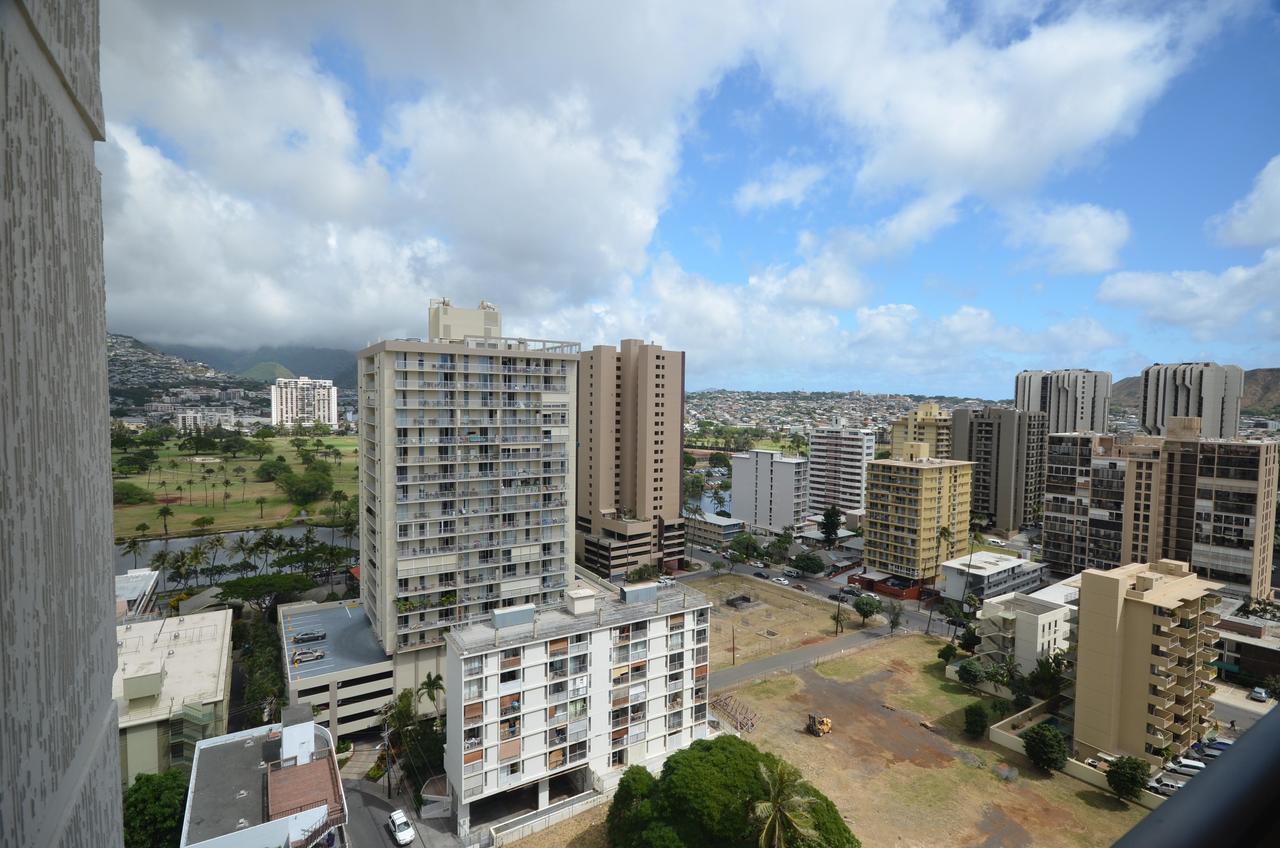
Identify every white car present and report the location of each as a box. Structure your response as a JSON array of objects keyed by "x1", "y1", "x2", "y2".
[
  {"x1": 1148, "y1": 774, "x2": 1185, "y2": 796},
  {"x1": 656, "y1": 576, "x2": 673, "y2": 586},
  {"x1": 388, "y1": 809, "x2": 416, "y2": 846},
  {"x1": 987, "y1": 539, "x2": 1006, "y2": 547},
  {"x1": 1167, "y1": 757, "x2": 1206, "y2": 777},
  {"x1": 771, "y1": 577, "x2": 790, "y2": 586}
]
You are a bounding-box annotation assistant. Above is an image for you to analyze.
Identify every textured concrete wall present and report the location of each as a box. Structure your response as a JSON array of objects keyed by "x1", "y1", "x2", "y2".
[{"x1": 0, "y1": 1, "x2": 123, "y2": 846}]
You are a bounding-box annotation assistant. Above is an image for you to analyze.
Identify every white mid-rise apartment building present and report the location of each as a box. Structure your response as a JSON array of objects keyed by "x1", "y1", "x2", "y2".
[
  {"x1": 807, "y1": 424, "x2": 875, "y2": 515},
  {"x1": 272, "y1": 377, "x2": 339, "y2": 428},
  {"x1": 730, "y1": 449, "x2": 808, "y2": 534},
  {"x1": 444, "y1": 580, "x2": 710, "y2": 840},
  {"x1": 174, "y1": 407, "x2": 237, "y2": 431},
  {"x1": 977, "y1": 591, "x2": 1076, "y2": 675},
  {"x1": 358, "y1": 301, "x2": 579, "y2": 691}
]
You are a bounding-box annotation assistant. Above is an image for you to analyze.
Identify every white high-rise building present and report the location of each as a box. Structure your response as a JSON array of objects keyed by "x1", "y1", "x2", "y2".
[
  {"x1": 271, "y1": 377, "x2": 339, "y2": 428},
  {"x1": 1140, "y1": 362, "x2": 1244, "y2": 438},
  {"x1": 357, "y1": 301, "x2": 579, "y2": 690},
  {"x1": 1015, "y1": 369, "x2": 1112, "y2": 434},
  {"x1": 730, "y1": 449, "x2": 808, "y2": 534},
  {"x1": 807, "y1": 424, "x2": 875, "y2": 515}
]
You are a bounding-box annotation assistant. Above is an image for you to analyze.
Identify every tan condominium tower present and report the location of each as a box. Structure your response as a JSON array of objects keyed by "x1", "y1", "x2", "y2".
[
  {"x1": 358, "y1": 300, "x2": 579, "y2": 687},
  {"x1": 1141, "y1": 361, "x2": 1244, "y2": 438},
  {"x1": 864, "y1": 443, "x2": 973, "y2": 587},
  {"x1": 951, "y1": 407, "x2": 1047, "y2": 534},
  {"x1": 808, "y1": 423, "x2": 876, "y2": 514},
  {"x1": 1043, "y1": 418, "x2": 1277, "y2": 599},
  {"x1": 576, "y1": 340, "x2": 686, "y2": 581},
  {"x1": 1015, "y1": 369, "x2": 1112, "y2": 434},
  {"x1": 1074, "y1": 559, "x2": 1221, "y2": 766},
  {"x1": 889, "y1": 401, "x2": 952, "y2": 459}
]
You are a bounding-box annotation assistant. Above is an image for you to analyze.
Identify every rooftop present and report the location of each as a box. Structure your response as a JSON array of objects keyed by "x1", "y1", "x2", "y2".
[
  {"x1": 115, "y1": 567, "x2": 159, "y2": 620},
  {"x1": 361, "y1": 334, "x2": 580, "y2": 356},
  {"x1": 279, "y1": 602, "x2": 391, "y2": 683},
  {"x1": 732, "y1": 449, "x2": 807, "y2": 464},
  {"x1": 1104, "y1": 559, "x2": 1223, "y2": 608},
  {"x1": 1030, "y1": 574, "x2": 1082, "y2": 607},
  {"x1": 986, "y1": 592, "x2": 1067, "y2": 617},
  {"x1": 447, "y1": 579, "x2": 709, "y2": 656},
  {"x1": 688, "y1": 512, "x2": 744, "y2": 527},
  {"x1": 114, "y1": 610, "x2": 232, "y2": 727},
  {"x1": 941, "y1": 551, "x2": 1039, "y2": 576}
]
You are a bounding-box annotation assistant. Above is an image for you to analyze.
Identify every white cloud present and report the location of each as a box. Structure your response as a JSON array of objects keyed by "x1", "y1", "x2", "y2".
[
  {"x1": 1004, "y1": 202, "x2": 1132, "y2": 273},
  {"x1": 1209, "y1": 154, "x2": 1280, "y2": 247},
  {"x1": 844, "y1": 192, "x2": 962, "y2": 260},
  {"x1": 1097, "y1": 248, "x2": 1280, "y2": 341},
  {"x1": 733, "y1": 162, "x2": 826, "y2": 213}
]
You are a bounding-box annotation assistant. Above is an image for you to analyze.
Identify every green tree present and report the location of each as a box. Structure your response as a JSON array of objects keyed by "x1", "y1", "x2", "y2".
[
  {"x1": 958, "y1": 627, "x2": 981, "y2": 654},
  {"x1": 729, "y1": 532, "x2": 763, "y2": 561},
  {"x1": 1106, "y1": 755, "x2": 1151, "y2": 801},
  {"x1": 1263, "y1": 674, "x2": 1280, "y2": 701},
  {"x1": 937, "y1": 643, "x2": 958, "y2": 663},
  {"x1": 831, "y1": 604, "x2": 850, "y2": 635},
  {"x1": 216, "y1": 573, "x2": 313, "y2": 614},
  {"x1": 123, "y1": 536, "x2": 145, "y2": 568},
  {"x1": 887, "y1": 600, "x2": 904, "y2": 633},
  {"x1": 709, "y1": 452, "x2": 731, "y2": 470},
  {"x1": 852, "y1": 594, "x2": 882, "y2": 626},
  {"x1": 156, "y1": 505, "x2": 174, "y2": 535},
  {"x1": 683, "y1": 472, "x2": 706, "y2": 506},
  {"x1": 123, "y1": 768, "x2": 189, "y2": 848},
  {"x1": 1022, "y1": 722, "x2": 1069, "y2": 772},
  {"x1": 275, "y1": 462, "x2": 334, "y2": 506},
  {"x1": 1028, "y1": 652, "x2": 1069, "y2": 699},
  {"x1": 683, "y1": 451, "x2": 697, "y2": 470},
  {"x1": 963, "y1": 703, "x2": 989, "y2": 739},
  {"x1": 957, "y1": 660, "x2": 983, "y2": 688},
  {"x1": 114, "y1": 481, "x2": 156, "y2": 505},
  {"x1": 192, "y1": 515, "x2": 216, "y2": 533},
  {"x1": 134, "y1": 522, "x2": 151, "y2": 536},
  {"x1": 255, "y1": 495, "x2": 268, "y2": 518},
  {"x1": 417, "y1": 671, "x2": 445, "y2": 721},
  {"x1": 791, "y1": 552, "x2": 824, "y2": 574},
  {"x1": 751, "y1": 760, "x2": 817, "y2": 848},
  {"x1": 607, "y1": 766, "x2": 661, "y2": 848},
  {"x1": 819, "y1": 505, "x2": 842, "y2": 546}
]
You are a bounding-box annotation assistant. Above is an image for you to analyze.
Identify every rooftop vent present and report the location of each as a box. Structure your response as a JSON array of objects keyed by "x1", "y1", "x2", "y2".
[
  {"x1": 257, "y1": 760, "x2": 266, "y2": 769},
  {"x1": 236, "y1": 789, "x2": 248, "y2": 799},
  {"x1": 167, "y1": 649, "x2": 175, "y2": 656},
  {"x1": 235, "y1": 818, "x2": 249, "y2": 830},
  {"x1": 244, "y1": 738, "x2": 255, "y2": 748}
]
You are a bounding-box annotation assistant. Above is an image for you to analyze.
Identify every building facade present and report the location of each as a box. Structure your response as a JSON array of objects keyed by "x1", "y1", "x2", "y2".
[
  {"x1": 2, "y1": 2, "x2": 125, "y2": 844},
  {"x1": 807, "y1": 424, "x2": 875, "y2": 515},
  {"x1": 173, "y1": 406, "x2": 237, "y2": 431},
  {"x1": 977, "y1": 592, "x2": 1075, "y2": 675},
  {"x1": 357, "y1": 301, "x2": 578, "y2": 694},
  {"x1": 685, "y1": 513, "x2": 746, "y2": 549},
  {"x1": 940, "y1": 551, "x2": 1045, "y2": 603},
  {"x1": 1141, "y1": 362, "x2": 1244, "y2": 439},
  {"x1": 444, "y1": 582, "x2": 710, "y2": 840},
  {"x1": 1074, "y1": 559, "x2": 1221, "y2": 767},
  {"x1": 951, "y1": 407, "x2": 1047, "y2": 533},
  {"x1": 114, "y1": 611, "x2": 233, "y2": 785},
  {"x1": 271, "y1": 377, "x2": 339, "y2": 429},
  {"x1": 864, "y1": 444, "x2": 972, "y2": 586},
  {"x1": 889, "y1": 401, "x2": 952, "y2": 459},
  {"x1": 730, "y1": 450, "x2": 809, "y2": 533},
  {"x1": 1014, "y1": 369, "x2": 1112, "y2": 434},
  {"x1": 576, "y1": 340, "x2": 685, "y2": 581}
]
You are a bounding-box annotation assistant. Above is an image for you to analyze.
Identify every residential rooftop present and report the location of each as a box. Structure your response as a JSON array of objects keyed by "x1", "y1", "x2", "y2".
[
  {"x1": 279, "y1": 602, "x2": 391, "y2": 682},
  {"x1": 940, "y1": 551, "x2": 1038, "y2": 576},
  {"x1": 1030, "y1": 574, "x2": 1083, "y2": 607},
  {"x1": 114, "y1": 610, "x2": 232, "y2": 728},
  {"x1": 688, "y1": 512, "x2": 744, "y2": 527},
  {"x1": 986, "y1": 592, "x2": 1066, "y2": 617},
  {"x1": 360, "y1": 334, "x2": 580, "y2": 356},
  {"x1": 115, "y1": 567, "x2": 159, "y2": 620}
]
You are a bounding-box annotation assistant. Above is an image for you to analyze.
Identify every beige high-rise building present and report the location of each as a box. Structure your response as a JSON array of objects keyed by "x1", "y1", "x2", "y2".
[
  {"x1": 1044, "y1": 419, "x2": 1277, "y2": 598},
  {"x1": 1074, "y1": 559, "x2": 1222, "y2": 766},
  {"x1": 358, "y1": 302, "x2": 579, "y2": 689},
  {"x1": 889, "y1": 402, "x2": 952, "y2": 459},
  {"x1": 1141, "y1": 362, "x2": 1244, "y2": 438},
  {"x1": 864, "y1": 443, "x2": 972, "y2": 586},
  {"x1": 576, "y1": 340, "x2": 686, "y2": 581},
  {"x1": 952, "y1": 407, "x2": 1047, "y2": 533},
  {"x1": 1015, "y1": 369, "x2": 1112, "y2": 434}
]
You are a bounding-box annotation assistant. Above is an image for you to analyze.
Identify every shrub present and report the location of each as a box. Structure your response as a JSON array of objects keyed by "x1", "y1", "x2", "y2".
[
  {"x1": 958, "y1": 627, "x2": 981, "y2": 653},
  {"x1": 113, "y1": 481, "x2": 156, "y2": 505},
  {"x1": 1013, "y1": 689, "x2": 1033, "y2": 710},
  {"x1": 1106, "y1": 756, "x2": 1151, "y2": 801},
  {"x1": 937, "y1": 643, "x2": 958, "y2": 663},
  {"x1": 957, "y1": 660, "x2": 983, "y2": 688},
  {"x1": 963, "y1": 703, "x2": 989, "y2": 739},
  {"x1": 1022, "y1": 722, "x2": 1068, "y2": 772}
]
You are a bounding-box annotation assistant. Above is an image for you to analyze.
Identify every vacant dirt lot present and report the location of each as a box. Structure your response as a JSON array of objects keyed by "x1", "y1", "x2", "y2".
[
  {"x1": 698, "y1": 574, "x2": 858, "y2": 670},
  {"x1": 508, "y1": 802, "x2": 607, "y2": 848},
  {"x1": 730, "y1": 635, "x2": 1147, "y2": 848}
]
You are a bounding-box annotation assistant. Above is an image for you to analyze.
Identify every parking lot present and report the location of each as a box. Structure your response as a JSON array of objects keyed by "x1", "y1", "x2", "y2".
[{"x1": 278, "y1": 601, "x2": 390, "y2": 685}]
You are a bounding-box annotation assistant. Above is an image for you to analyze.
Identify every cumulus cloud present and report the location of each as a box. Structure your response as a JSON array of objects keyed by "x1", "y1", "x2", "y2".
[
  {"x1": 733, "y1": 162, "x2": 826, "y2": 213},
  {"x1": 1209, "y1": 154, "x2": 1280, "y2": 247},
  {"x1": 1097, "y1": 248, "x2": 1280, "y2": 341},
  {"x1": 1004, "y1": 202, "x2": 1132, "y2": 273}
]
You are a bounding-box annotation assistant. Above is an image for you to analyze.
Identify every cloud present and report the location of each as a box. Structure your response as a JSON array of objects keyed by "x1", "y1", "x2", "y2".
[
  {"x1": 1209, "y1": 154, "x2": 1280, "y2": 247},
  {"x1": 1004, "y1": 202, "x2": 1132, "y2": 273},
  {"x1": 1097, "y1": 248, "x2": 1280, "y2": 341},
  {"x1": 733, "y1": 162, "x2": 826, "y2": 213},
  {"x1": 844, "y1": 192, "x2": 962, "y2": 260}
]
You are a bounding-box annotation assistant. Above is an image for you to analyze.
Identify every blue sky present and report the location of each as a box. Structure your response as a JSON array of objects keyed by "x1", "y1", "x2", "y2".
[{"x1": 98, "y1": 1, "x2": 1280, "y2": 397}]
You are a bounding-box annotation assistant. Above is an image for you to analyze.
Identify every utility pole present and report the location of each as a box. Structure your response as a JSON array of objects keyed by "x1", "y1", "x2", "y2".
[
  {"x1": 383, "y1": 719, "x2": 392, "y2": 799},
  {"x1": 731, "y1": 626, "x2": 736, "y2": 666}
]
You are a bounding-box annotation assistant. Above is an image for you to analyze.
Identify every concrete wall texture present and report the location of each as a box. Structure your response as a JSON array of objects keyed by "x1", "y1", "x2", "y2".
[{"x1": 1, "y1": 1, "x2": 123, "y2": 846}]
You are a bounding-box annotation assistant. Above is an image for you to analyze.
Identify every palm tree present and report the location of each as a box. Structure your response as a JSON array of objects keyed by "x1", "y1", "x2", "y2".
[
  {"x1": 185, "y1": 478, "x2": 196, "y2": 505},
  {"x1": 255, "y1": 495, "x2": 268, "y2": 518},
  {"x1": 328, "y1": 490, "x2": 349, "y2": 544},
  {"x1": 417, "y1": 672, "x2": 445, "y2": 724},
  {"x1": 122, "y1": 536, "x2": 144, "y2": 568},
  {"x1": 207, "y1": 534, "x2": 226, "y2": 573},
  {"x1": 156, "y1": 505, "x2": 174, "y2": 535},
  {"x1": 751, "y1": 761, "x2": 817, "y2": 848},
  {"x1": 231, "y1": 535, "x2": 255, "y2": 574},
  {"x1": 185, "y1": 543, "x2": 209, "y2": 589}
]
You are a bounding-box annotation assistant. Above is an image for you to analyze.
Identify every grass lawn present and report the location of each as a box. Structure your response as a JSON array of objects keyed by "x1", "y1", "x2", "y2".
[
  {"x1": 731, "y1": 634, "x2": 1147, "y2": 848},
  {"x1": 112, "y1": 436, "x2": 360, "y2": 539}
]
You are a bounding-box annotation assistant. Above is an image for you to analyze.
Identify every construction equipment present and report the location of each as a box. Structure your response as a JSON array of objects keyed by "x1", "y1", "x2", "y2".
[{"x1": 807, "y1": 714, "x2": 832, "y2": 736}]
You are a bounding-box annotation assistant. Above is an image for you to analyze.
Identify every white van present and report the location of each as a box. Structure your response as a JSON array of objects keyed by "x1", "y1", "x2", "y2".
[{"x1": 782, "y1": 567, "x2": 802, "y2": 578}]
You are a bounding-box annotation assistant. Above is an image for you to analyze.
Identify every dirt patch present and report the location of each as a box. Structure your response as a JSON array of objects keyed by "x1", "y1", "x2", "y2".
[
  {"x1": 701, "y1": 575, "x2": 847, "y2": 669},
  {"x1": 508, "y1": 801, "x2": 608, "y2": 848},
  {"x1": 973, "y1": 804, "x2": 1033, "y2": 848}
]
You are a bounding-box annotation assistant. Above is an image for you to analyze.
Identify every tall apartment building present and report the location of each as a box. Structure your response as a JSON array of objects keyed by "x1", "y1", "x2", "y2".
[
  {"x1": 1074, "y1": 559, "x2": 1222, "y2": 766},
  {"x1": 1141, "y1": 362, "x2": 1244, "y2": 438},
  {"x1": 952, "y1": 407, "x2": 1047, "y2": 533},
  {"x1": 357, "y1": 302, "x2": 578, "y2": 691},
  {"x1": 444, "y1": 582, "x2": 711, "y2": 839},
  {"x1": 1043, "y1": 419, "x2": 1278, "y2": 598},
  {"x1": 889, "y1": 401, "x2": 952, "y2": 459},
  {"x1": 2, "y1": 2, "x2": 125, "y2": 845},
  {"x1": 807, "y1": 424, "x2": 876, "y2": 514},
  {"x1": 271, "y1": 376, "x2": 339, "y2": 428},
  {"x1": 577, "y1": 340, "x2": 686, "y2": 581},
  {"x1": 1015, "y1": 369, "x2": 1112, "y2": 433},
  {"x1": 864, "y1": 443, "x2": 972, "y2": 586},
  {"x1": 730, "y1": 450, "x2": 809, "y2": 534}
]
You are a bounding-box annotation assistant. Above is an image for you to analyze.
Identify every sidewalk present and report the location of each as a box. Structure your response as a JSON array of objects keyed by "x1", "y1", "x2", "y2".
[
  {"x1": 339, "y1": 741, "x2": 381, "y2": 781},
  {"x1": 1213, "y1": 680, "x2": 1274, "y2": 716},
  {"x1": 709, "y1": 624, "x2": 900, "y2": 691}
]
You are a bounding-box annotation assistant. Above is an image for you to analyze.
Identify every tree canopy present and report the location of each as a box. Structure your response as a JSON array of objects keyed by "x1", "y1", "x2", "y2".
[
  {"x1": 1106, "y1": 755, "x2": 1150, "y2": 801},
  {"x1": 606, "y1": 735, "x2": 859, "y2": 848},
  {"x1": 819, "y1": 505, "x2": 842, "y2": 545},
  {"x1": 217, "y1": 572, "x2": 314, "y2": 613},
  {"x1": 123, "y1": 769, "x2": 189, "y2": 848},
  {"x1": 1021, "y1": 722, "x2": 1068, "y2": 772}
]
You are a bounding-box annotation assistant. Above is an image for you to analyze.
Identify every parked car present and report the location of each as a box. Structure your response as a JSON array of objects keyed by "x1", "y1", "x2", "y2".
[
  {"x1": 791, "y1": 583, "x2": 808, "y2": 592},
  {"x1": 987, "y1": 539, "x2": 1006, "y2": 547},
  {"x1": 291, "y1": 630, "x2": 325, "y2": 644},
  {"x1": 771, "y1": 577, "x2": 790, "y2": 586},
  {"x1": 1196, "y1": 746, "x2": 1222, "y2": 759},
  {"x1": 1248, "y1": 686, "x2": 1269, "y2": 702},
  {"x1": 291, "y1": 649, "x2": 325, "y2": 664},
  {"x1": 1167, "y1": 757, "x2": 1206, "y2": 777},
  {"x1": 827, "y1": 593, "x2": 845, "y2": 602},
  {"x1": 840, "y1": 585, "x2": 862, "y2": 596},
  {"x1": 1148, "y1": 775, "x2": 1185, "y2": 796},
  {"x1": 753, "y1": 571, "x2": 770, "y2": 579},
  {"x1": 656, "y1": 576, "x2": 673, "y2": 586},
  {"x1": 387, "y1": 809, "x2": 416, "y2": 846},
  {"x1": 1209, "y1": 739, "x2": 1234, "y2": 751}
]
